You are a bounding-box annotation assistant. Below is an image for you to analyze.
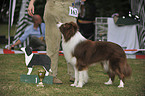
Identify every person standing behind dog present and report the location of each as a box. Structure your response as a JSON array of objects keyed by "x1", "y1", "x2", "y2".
[
  {"x1": 11, "y1": 15, "x2": 46, "y2": 51},
  {"x1": 28, "y1": 0, "x2": 77, "y2": 84}
]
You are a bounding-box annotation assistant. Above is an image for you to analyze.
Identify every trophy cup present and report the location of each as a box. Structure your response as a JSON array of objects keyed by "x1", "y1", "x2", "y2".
[{"x1": 37, "y1": 70, "x2": 45, "y2": 87}]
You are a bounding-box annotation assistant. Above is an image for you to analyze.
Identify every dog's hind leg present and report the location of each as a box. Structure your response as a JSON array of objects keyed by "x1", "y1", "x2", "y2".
[
  {"x1": 105, "y1": 70, "x2": 116, "y2": 85},
  {"x1": 118, "y1": 80, "x2": 124, "y2": 88},
  {"x1": 102, "y1": 61, "x2": 114, "y2": 85},
  {"x1": 115, "y1": 69, "x2": 125, "y2": 88},
  {"x1": 27, "y1": 67, "x2": 33, "y2": 75}
]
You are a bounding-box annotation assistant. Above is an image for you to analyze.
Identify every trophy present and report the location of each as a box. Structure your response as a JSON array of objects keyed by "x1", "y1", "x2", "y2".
[{"x1": 37, "y1": 70, "x2": 45, "y2": 87}]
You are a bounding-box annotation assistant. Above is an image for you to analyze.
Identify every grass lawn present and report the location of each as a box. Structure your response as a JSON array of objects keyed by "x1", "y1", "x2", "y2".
[{"x1": 0, "y1": 54, "x2": 145, "y2": 96}]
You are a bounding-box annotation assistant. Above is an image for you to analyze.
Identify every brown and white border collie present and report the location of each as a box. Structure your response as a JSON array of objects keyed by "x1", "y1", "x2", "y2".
[{"x1": 57, "y1": 22, "x2": 132, "y2": 88}]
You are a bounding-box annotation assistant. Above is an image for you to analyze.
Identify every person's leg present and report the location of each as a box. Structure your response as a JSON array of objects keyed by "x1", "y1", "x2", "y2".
[
  {"x1": 60, "y1": 2, "x2": 76, "y2": 81},
  {"x1": 44, "y1": 1, "x2": 76, "y2": 83},
  {"x1": 44, "y1": 1, "x2": 62, "y2": 84}
]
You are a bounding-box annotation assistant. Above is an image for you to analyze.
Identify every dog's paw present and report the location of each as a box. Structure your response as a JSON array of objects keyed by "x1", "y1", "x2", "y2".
[
  {"x1": 45, "y1": 72, "x2": 49, "y2": 76},
  {"x1": 104, "y1": 81, "x2": 112, "y2": 85},
  {"x1": 70, "y1": 83, "x2": 77, "y2": 87},
  {"x1": 118, "y1": 85, "x2": 124, "y2": 88},
  {"x1": 118, "y1": 83, "x2": 124, "y2": 88},
  {"x1": 76, "y1": 82, "x2": 83, "y2": 88},
  {"x1": 104, "y1": 79, "x2": 112, "y2": 85},
  {"x1": 76, "y1": 84, "x2": 83, "y2": 88},
  {"x1": 118, "y1": 80, "x2": 124, "y2": 88},
  {"x1": 45, "y1": 74, "x2": 49, "y2": 76}
]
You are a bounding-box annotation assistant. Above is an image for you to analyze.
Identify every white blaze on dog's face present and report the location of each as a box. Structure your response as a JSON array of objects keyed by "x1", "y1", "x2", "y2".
[{"x1": 21, "y1": 46, "x2": 33, "y2": 56}]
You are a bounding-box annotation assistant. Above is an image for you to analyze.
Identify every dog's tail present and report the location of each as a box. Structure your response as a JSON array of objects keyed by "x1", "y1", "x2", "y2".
[{"x1": 123, "y1": 62, "x2": 132, "y2": 78}]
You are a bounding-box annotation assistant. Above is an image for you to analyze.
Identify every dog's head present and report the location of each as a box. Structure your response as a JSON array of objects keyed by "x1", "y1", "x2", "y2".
[
  {"x1": 57, "y1": 22, "x2": 78, "y2": 42},
  {"x1": 21, "y1": 46, "x2": 32, "y2": 56}
]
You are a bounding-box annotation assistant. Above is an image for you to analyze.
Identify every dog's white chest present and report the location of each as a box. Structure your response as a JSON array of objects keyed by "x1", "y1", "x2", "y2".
[
  {"x1": 25, "y1": 54, "x2": 33, "y2": 66},
  {"x1": 62, "y1": 32, "x2": 86, "y2": 65}
]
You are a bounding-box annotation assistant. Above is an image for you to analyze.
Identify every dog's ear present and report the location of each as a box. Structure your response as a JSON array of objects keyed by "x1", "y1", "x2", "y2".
[
  {"x1": 59, "y1": 22, "x2": 78, "y2": 42},
  {"x1": 70, "y1": 22, "x2": 78, "y2": 32},
  {"x1": 26, "y1": 46, "x2": 32, "y2": 56}
]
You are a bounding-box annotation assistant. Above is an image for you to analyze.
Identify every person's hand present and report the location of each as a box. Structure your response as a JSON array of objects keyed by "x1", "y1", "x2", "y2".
[
  {"x1": 10, "y1": 45, "x2": 15, "y2": 50},
  {"x1": 82, "y1": 0, "x2": 86, "y2": 1},
  {"x1": 27, "y1": 1, "x2": 35, "y2": 16}
]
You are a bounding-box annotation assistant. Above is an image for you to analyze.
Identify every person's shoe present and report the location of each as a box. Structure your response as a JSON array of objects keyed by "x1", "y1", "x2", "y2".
[
  {"x1": 70, "y1": 77, "x2": 75, "y2": 82},
  {"x1": 53, "y1": 77, "x2": 63, "y2": 84}
]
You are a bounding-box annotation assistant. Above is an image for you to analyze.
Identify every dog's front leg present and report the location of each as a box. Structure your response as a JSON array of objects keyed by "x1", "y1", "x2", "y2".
[
  {"x1": 71, "y1": 67, "x2": 79, "y2": 87},
  {"x1": 83, "y1": 70, "x2": 89, "y2": 84},
  {"x1": 27, "y1": 67, "x2": 33, "y2": 75},
  {"x1": 76, "y1": 71, "x2": 84, "y2": 88},
  {"x1": 45, "y1": 71, "x2": 49, "y2": 76}
]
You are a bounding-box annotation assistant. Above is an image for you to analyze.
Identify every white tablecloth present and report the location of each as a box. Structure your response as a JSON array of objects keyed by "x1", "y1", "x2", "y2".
[{"x1": 107, "y1": 18, "x2": 139, "y2": 54}]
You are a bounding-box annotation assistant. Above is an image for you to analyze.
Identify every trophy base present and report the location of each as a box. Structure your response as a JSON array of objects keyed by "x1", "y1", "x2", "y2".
[{"x1": 37, "y1": 82, "x2": 44, "y2": 87}]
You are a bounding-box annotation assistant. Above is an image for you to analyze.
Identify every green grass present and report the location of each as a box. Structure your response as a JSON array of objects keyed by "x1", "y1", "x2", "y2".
[{"x1": 0, "y1": 54, "x2": 145, "y2": 96}]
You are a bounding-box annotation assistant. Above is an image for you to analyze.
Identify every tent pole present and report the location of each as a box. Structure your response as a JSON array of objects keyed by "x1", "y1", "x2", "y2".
[{"x1": 8, "y1": 0, "x2": 12, "y2": 49}]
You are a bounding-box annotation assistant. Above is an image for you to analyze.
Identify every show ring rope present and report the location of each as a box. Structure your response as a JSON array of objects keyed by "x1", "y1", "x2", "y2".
[
  {"x1": 0, "y1": 49, "x2": 145, "y2": 55},
  {"x1": 0, "y1": 49, "x2": 145, "y2": 59}
]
